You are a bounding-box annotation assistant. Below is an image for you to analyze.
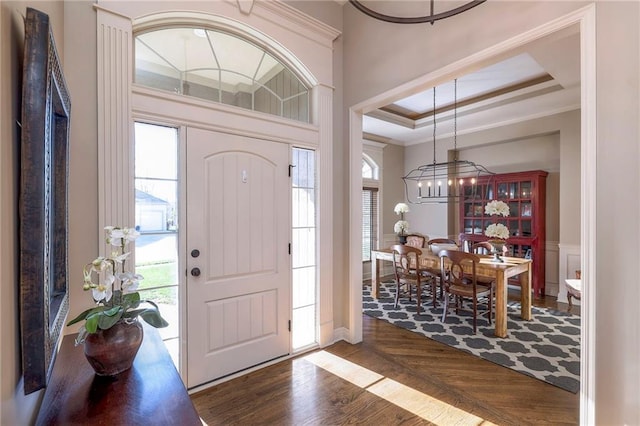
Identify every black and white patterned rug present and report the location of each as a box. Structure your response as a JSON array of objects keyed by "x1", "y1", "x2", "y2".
[{"x1": 363, "y1": 282, "x2": 581, "y2": 393}]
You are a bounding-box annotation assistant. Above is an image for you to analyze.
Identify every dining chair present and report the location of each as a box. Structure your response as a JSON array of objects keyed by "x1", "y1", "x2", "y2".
[
  {"x1": 427, "y1": 238, "x2": 459, "y2": 253},
  {"x1": 424, "y1": 238, "x2": 460, "y2": 299},
  {"x1": 405, "y1": 234, "x2": 426, "y2": 248},
  {"x1": 439, "y1": 250, "x2": 494, "y2": 333},
  {"x1": 390, "y1": 244, "x2": 436, "y2": 314}
]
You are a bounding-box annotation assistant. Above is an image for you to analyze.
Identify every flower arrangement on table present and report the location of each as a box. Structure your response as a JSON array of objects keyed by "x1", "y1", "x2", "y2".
[
  {"x1": 67, "y1": 226, "x2": 169, "y2": 345},
  {"x1": 393, "y1": 202, "x2": 410, "y2": 236},
  {"x1": 483, "y1": 200, "x2": 510, "y2": 260}
]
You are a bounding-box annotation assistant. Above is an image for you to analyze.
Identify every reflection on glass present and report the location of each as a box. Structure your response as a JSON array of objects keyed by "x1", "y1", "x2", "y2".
[
  {"x1": 497, "y1": 183, "x2": 508, "y2": 199},
  {"x1": 508, "y1": 201, "x2": 519, "y2": 217},
  {"x1": 509, "y1": 182, "x2": 518, "y2": 199}
]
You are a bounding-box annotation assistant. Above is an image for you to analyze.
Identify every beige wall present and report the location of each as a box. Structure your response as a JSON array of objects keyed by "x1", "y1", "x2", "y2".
[
  {"x1": 1, "y1": 2, "x2": 66, "y2": 424},
  {"x1": 343, "y1": 1, "x2": 639, "y2": 423},
  {"x1": 381, "y1": 143, "x2": 405, "y2": 239}
]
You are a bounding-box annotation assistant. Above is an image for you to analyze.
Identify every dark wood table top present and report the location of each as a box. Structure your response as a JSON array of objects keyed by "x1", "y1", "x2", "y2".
[{"x1": 36, "y1": 323, "x2": 201, "y2": 425}]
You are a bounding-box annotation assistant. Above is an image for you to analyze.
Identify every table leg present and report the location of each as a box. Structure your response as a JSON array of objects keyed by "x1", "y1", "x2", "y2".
[
  {"x1": 494, "y1": 271, "x2": 507, "y2": 338},
  {"x1": 520, "y1": 264, "x2": 532, "y2": 320},
  {"x1": 371, "y1": 255, "x2": 380, "y2": 298}
]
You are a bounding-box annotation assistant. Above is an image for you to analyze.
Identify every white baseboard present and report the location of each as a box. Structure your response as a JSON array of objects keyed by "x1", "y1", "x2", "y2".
[{"x1": 332, "y1": 327, "x2": 351, "y2": 344}]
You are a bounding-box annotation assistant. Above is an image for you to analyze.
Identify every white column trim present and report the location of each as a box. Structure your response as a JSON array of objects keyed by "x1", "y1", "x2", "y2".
[
  {"x1": 580, "y1": 6, "x2": 597, "y2": 423},
  {"x1": 96, "y1": 8, "x2": 134, "y2": 246},
  {"x1": 315, "y1": 84, "x2": 334, "y2": 347}
]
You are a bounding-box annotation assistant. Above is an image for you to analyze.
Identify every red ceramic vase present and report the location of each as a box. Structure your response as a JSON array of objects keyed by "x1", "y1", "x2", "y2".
[{"x1": 83, "y1": 320, "x2": 144, "y2": 376}]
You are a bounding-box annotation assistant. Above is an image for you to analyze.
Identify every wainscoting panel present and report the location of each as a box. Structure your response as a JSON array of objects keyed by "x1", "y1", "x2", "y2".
[
  {"x1": 545, "y1": 241, "x2": 559, "y2": 297},
  {"x1": 557, "y1": 243, "x2": 581, "y2": 304}
]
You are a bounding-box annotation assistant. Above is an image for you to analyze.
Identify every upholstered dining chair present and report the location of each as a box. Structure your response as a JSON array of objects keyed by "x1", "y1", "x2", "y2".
[
  {"x1": 439, "y1": 250, "x2": 494, "y2": 333},
  {"x1": 390, "y1": 244, "x2": 436, "y2": 314},
  {"x1": 405, "y1": 234, "x2": 426, "y2": 248}
]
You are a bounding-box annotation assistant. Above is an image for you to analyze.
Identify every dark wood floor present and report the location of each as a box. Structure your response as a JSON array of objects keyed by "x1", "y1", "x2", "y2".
[{"x1": 191, "y1": 290, "x2": 580, "y2": 425}]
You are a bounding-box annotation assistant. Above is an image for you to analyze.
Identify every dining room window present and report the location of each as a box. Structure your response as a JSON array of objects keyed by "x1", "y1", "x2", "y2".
[
  {"x1": 133, "y1": 122, "x2": 180, "y2": 367},
  {"x1": 362, "y1": 153, "x2": 380, "y2": 263},
  {"x1": 362, "y1": 188, "x2": 379, "y2": 262}
]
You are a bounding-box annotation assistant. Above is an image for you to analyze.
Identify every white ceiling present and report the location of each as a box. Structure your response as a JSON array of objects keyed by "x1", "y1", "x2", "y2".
[{"x1": 362, "y1": 29, "x2": 581, "y2": 146}]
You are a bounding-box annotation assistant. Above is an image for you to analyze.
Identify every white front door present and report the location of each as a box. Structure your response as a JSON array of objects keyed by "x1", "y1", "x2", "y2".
[{"x1": 186, "y1": 127, "x2": 290, "y2": 388}]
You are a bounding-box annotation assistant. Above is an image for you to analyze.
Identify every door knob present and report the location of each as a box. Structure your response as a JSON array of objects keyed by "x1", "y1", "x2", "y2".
[
  {"x1": 191, "y1": 249, "x2": 200, "y2": 258},
  {"x1": 190, "y1": 267, "x2": 201, "y2": 277}
]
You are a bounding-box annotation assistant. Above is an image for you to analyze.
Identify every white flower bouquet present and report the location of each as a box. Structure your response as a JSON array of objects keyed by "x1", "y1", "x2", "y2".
[
  {"x1": 484, "y1": 200, "x2": 510, "y2": 217},
  {"x1": 394, "y1": 220, "x2": 409, "y2": 235},
  {"x1": 484, "y1": 200, "x2": 510, "y2": 241},
  {"x1": 485, "y1": 223, "x2": 510, "y2": 240},
  {"x1": 394, "y1": 203, "x2": 410, "y2": 215}
]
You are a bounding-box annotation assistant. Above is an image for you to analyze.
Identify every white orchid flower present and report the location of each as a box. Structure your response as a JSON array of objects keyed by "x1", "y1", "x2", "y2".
[
  {"x1": 92, "y1": 271, "x2": 114, "y2": 302},
  {"x1": 119, "y1": 271, "x2": 144, "y2": 294},
  {"x1": 105, "y1": 226, "x2": 140, "y2": 247}
]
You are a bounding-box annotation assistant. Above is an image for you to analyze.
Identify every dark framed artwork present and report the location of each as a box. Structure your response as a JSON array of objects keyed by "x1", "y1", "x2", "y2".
[{"x1": 19, "y1": 7, "x2": 71, "y2": 395}]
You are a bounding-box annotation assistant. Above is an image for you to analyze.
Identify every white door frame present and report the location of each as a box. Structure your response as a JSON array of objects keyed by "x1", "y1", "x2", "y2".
[{"x1": 348, "y1": 5, "x2": 596, "y2": 424}]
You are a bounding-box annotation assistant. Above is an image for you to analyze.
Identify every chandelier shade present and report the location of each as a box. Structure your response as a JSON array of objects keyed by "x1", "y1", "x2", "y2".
[
  {"x1": 403, "y1": 160, "x2": 494, "y2": 204},
  {"x1": 349, "y1": 0, "x2": 486, "y2": 25},
  {"x1": 402, "y1": 79, "x2": 494, "y2": 204}
]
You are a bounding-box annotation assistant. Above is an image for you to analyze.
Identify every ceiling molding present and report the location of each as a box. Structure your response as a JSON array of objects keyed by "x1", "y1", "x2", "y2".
[{"x1": 380, "y1": 74, "x2": 554, "y2": 122}]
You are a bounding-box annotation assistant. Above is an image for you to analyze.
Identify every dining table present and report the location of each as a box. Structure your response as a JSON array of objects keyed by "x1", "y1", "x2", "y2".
[{"x1": 370, "y1": 248, "x2": 532, "y2": 338}]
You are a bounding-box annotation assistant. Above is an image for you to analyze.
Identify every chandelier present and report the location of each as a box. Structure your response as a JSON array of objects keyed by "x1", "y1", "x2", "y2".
[
  {"x1": 402, "y1": 79, "x2": 494, "y2": 204},
  {"x1": 349, "y1": 0, "x2": 486, "y2": 25}
]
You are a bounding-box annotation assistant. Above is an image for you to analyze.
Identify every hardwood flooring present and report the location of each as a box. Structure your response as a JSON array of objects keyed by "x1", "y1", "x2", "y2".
[{"x1": 191, "y1": 290, "x2": 580, "y2": 425}]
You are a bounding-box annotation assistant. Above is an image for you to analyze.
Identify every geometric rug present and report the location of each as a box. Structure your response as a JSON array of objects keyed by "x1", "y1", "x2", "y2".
[{"x1": 363, "y1": 282, "x2": 581, "y2": 393}]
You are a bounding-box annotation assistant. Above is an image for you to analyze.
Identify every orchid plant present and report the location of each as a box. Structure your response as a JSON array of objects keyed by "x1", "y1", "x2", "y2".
[
  {"x1": 67, "y1": 226, "x2": 168, "y2": 344},
  {"x1": 484, "y1": 200, "x2": 510, "y2": 240}
]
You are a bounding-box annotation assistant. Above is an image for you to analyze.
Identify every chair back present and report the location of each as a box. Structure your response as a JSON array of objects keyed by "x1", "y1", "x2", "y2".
[
  {"x1": 390, "y1": 244, "x2": 422, "y2": 279},
  {"x1": 427, "y1": 238, "x2": 459, "y2": 255},
  {"x1": 439, "y1": 250, "x2": 480, "y2": 292},
  {"x1": 405, "y1": 234, "x2": 426, "y2": 248}
]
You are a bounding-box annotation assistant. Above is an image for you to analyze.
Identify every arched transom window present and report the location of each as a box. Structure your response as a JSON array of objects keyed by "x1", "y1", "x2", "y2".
[
  {"x1": 135, "y1": 27, "x2": 310, "y2": 122},
  {"x1": 362, "y1": 154, "x2": 379, "y2": 180}
]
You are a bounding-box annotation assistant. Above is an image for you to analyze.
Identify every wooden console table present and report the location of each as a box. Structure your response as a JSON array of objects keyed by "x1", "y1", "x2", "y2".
[{"x1": 36, "y1": 323, "x2": 201, "y2": 425}]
